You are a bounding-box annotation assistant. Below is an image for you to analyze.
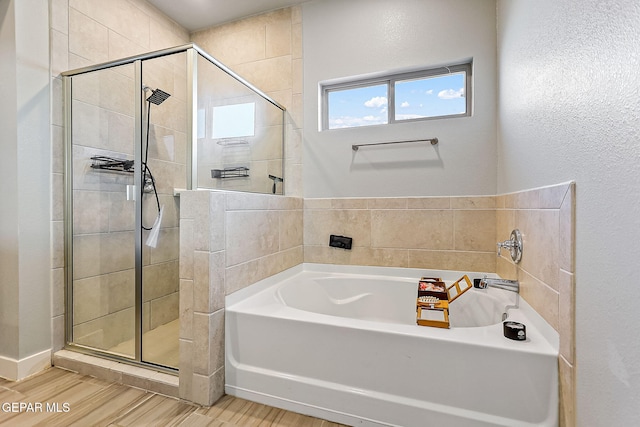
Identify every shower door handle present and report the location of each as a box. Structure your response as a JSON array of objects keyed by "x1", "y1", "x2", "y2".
[{"x1": 126, "y1": 185, "x2": 137, "y2": 201}]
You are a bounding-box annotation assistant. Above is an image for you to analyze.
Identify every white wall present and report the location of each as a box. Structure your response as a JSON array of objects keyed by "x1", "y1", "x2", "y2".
[
  {"x1": 302, "y1": 0, "x2": 497, "y2": 198},
  {"x1": 497, "y1": 0, "x2": 640, "y2": 424},
  {"x1": 0, "y1": 0, "x2": 20, "y2": 362},
  {"x1": 0, "y1": 0, "x2": 51, "y2": 380}
]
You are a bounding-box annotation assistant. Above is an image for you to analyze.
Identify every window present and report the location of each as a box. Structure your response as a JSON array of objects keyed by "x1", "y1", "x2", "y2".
[
  {"x1": 211, "y1": 102, "x2": 255, "y2": 139},
  {"x1": 321, "y1": 61, "x2": 471, "y2": 130}
]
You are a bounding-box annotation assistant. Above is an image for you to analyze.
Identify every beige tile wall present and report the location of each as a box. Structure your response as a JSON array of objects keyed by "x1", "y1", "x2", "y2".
[
  {"x1": 304, "y1": 196, "x2": 497, "y2": 273},
  {"x1": 179, "y1": 190, "x2": 303, "y2": 405},
  {"x1": 194, "y1": 58, "x2": 285, "y2": 194},
  {"x1": 495, "y1": 182, "x2": 575, "y2": 427},
  {"x1": 191, "y1": 6, "x2": 303, "y2": 197}
]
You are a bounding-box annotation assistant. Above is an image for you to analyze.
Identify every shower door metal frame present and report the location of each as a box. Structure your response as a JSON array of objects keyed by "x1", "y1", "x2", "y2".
[
  {"x1": 133, "y1": 59, "x2": 144, "y2": 364},
  {"x1": 62, "y1": 43, "x2": 285, "y2": 373},
  {"x1": 186, "y1": 48, "x2": 197, "y2": 190}
]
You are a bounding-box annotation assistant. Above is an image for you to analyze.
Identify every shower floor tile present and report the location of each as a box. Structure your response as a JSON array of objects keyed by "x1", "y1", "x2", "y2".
[{"x1": 108, "y1": 319, "x2": 179, "y2": 368}]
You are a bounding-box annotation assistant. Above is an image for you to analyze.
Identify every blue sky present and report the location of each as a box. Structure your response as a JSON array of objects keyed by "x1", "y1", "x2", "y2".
[{"x1": 328, "y1": 72, "x2": 466, "y2": 129}]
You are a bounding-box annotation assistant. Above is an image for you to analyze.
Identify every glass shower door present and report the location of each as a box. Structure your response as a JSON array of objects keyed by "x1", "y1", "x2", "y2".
[
  {"x1": 69, "y1": 63, "x2": 137, "y2": 359},
  {"x1": 139, "y1": 53, "x2": 186, "y2": 369},
  {"x1": 66, "y1": 53, "x2": 184, "y2": 370}
]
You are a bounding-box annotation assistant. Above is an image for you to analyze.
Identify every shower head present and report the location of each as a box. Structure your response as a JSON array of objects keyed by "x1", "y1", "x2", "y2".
[{"x1": 146, "y1": 88, "x2": 171, "y2": 105}]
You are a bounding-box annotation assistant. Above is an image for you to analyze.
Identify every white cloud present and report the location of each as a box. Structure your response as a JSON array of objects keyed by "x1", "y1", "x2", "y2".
[
  {"x1": 400, "y1": 101, "x2": 410, "y2": 108},
  {"x1": 438, "y1": 88, "x2": 465, "y2": 99},
  {"x1": 364, "y1": 96, "x2": 388, "y2": 108},
  {"x1": 426, "y1": 90, "x2": 433, "y2": 95},
  {"x1": 396, "y1": 114, "x2": 425, "y2": 120},
  {"x1": 329, "y1": 115, "x2": 387, "y2": 129}
]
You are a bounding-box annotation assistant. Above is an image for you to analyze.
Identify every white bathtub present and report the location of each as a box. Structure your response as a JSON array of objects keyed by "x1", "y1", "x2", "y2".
[{"x1": 225, "y1": 264, "x2": 559, "y2": 427}]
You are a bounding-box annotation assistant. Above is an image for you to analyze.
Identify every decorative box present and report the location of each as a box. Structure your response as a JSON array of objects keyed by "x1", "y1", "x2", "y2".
[{"x1": 417, "y1": 277, "x2": 447, "y2": 299}]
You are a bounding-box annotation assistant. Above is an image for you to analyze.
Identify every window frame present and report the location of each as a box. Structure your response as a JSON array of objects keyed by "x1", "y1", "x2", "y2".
[{"x1": 320, "y1": 61, "x2": 472, "y2": 131}]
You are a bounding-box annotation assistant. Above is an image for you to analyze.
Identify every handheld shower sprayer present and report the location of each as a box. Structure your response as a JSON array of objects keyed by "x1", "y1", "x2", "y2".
[{"x1": 141, "y1": 85, "x2": 171, "y2": 236}]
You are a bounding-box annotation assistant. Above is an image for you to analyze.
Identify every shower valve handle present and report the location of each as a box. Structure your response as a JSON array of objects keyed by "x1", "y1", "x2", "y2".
[{"x1": 496, "y1": 229, "x2": 523, "y2": 263}]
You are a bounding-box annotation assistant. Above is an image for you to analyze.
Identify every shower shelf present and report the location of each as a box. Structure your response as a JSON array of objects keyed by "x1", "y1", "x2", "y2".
[
  {"x1": 90, "y1": 156, "x2": 134, "y2": 173},
  {"x1": 211, "y1": 167, "x2": 250, "y2": 179}
]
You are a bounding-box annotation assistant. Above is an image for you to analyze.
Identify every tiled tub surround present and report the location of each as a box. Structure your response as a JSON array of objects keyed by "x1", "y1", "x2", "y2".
[
  {"x1": 304, "y1": 196, "x2": 497, "y2": 272},
  {"x1": 178, "y1": 190, "x2": 303, "y2": 406}
]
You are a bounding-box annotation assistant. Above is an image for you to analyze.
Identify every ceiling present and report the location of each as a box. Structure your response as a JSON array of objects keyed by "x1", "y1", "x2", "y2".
[{"x1": 147, "y1": 0, "x2": 308, "y2": 32}]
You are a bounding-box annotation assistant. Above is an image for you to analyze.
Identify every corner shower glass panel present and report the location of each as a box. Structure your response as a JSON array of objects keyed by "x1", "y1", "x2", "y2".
[{"x1": 196, "y1": 53, "x2": 284, "y2": 194}]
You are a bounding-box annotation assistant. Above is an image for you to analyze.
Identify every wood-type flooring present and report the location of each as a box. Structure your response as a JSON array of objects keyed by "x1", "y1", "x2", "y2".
[{"x1": 0, "y1": 367, "x2": 349, "y2": 426}]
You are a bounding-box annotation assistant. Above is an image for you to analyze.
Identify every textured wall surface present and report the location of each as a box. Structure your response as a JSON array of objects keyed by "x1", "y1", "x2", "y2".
[
  {"x1": 302, "y1": 0, "x2": 497, "y2": 198},
  {"x1": 497, "y1": 1, "x2": 640, "y2": 425},
  {"x1": 0, "y1": 0, "x2": 51, "y2": 380}
]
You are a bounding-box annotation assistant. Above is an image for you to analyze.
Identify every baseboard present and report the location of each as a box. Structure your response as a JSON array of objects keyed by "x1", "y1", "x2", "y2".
[{"x1": 0, "y1": 349, "x2": 51, "y2": 381}]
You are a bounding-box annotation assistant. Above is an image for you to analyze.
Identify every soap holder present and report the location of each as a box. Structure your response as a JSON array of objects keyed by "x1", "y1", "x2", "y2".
[{"x1": 329, "y1": 235, "x2": 352, "y2": 250}]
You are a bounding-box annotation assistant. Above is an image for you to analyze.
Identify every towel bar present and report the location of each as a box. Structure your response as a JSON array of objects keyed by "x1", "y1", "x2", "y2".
[{"x1": 352, "y1": 138, "x2": 438, "y2": 151}]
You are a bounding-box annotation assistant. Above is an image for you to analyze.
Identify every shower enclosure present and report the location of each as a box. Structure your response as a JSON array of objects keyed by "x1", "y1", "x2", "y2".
[{"x1": 63, "y1": 44, "x2": 285, "y2": 371}]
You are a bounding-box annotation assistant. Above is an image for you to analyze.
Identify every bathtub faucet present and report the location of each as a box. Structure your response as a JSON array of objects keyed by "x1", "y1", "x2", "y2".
[
  {"x1": 476, "y1": 277, "x2": 519, "y2": 293},
  {"x1": 476, "y1": 277, "x2": 519, "y2": 321}
]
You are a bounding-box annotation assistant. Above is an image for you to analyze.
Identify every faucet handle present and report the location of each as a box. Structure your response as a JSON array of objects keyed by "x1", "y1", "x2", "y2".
[
  {"x1": 496, "y1": 229, "x2": 523, "y2": 264},
  {"x1": 497, "y1": 240, "x2": 512, "y2": 257}
]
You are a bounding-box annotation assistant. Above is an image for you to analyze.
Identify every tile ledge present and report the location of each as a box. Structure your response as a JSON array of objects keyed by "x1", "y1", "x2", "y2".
[
  {"x1": 498, "y1": 180, "x2": 575, "y2": 197},
  {"x1": 53, "y1": 350, "x2": 178, "y2": 394}
]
